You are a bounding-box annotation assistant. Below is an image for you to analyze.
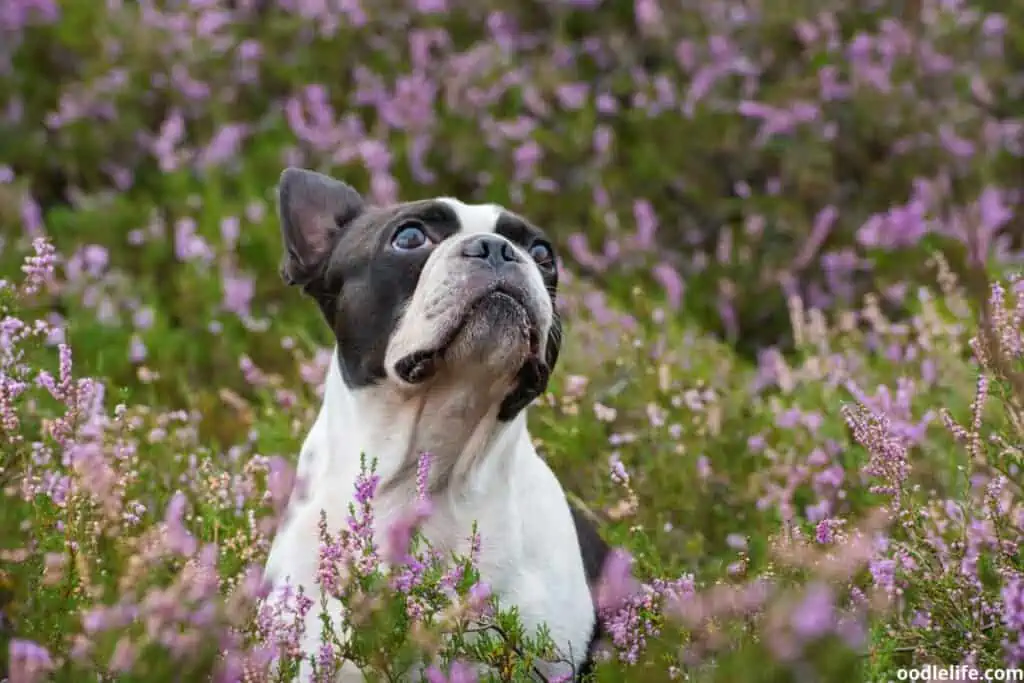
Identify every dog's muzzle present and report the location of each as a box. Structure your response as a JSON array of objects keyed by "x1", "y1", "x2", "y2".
[
  {"x1": 393, "y1": 235, "x2": 548, "y2": 385},
  {"x1": 394, "y1": 284, "x2": 543, "y2": 384}
]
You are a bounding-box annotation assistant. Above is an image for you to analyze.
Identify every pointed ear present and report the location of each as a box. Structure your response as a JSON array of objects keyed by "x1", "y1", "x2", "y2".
[{"x1": 277, "y1": 167, "x2": 365, "y2": 287}]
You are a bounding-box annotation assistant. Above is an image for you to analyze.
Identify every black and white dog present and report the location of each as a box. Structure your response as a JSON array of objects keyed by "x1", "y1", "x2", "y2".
[{"x1": 262, "y1": 168, "x2": 609, "y2": 681}]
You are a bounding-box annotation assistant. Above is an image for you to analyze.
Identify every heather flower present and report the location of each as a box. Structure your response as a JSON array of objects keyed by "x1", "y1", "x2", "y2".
[
  {"x1": 594, "y1": 549, "x2": 640, "y2": 613},
  {"x1": 601, "y1": 581, "x2": 661, "y2": 665},
  {"x1": 258, "y1": 583, "x2": 314, "y2": 662},
  {"x1": 1001, "y1": 574, "x2": 1024, "y2": 665},
  {"x1": 869, "y1": 558, "x2": 897, "y2": 597},
  {"x1": 19, "y1": 237, "x2": 56, "y2": 295},
  {"x1": 385, "y1": 497, "x2": 434, "y2": 565},
  {"x1": 466, "y1": 581, "x2": 492, "y2": 616},
  {"x1": 815, "y1": 518, "x2": 844, "y2": 545},
  {"x1": 790, "y1": 583, "x2": 835, "y2": 640},
  {"x1": 609, "y1": 457, "x2": 630, "y2": 486},
  {"x1": 313, "y1": 641, "x2": 338, "y2": 682},
  {"x1": 842, "y1": 404, "x2": 910, "y2": 508},
  {"x1": 163, "y1": 491, "x2": 199, "y2": 556},
  {"x1": 221, "y1": 270, "x2": 255, "y2": 318},
  {"x1": 8, "y1": 639, "x2": 55, "y2": 683},
  {"x1": 415, "y1": 451, "x2": 432, "y2": 495},
  {"x1": 425, "y1": 660, "x2": 478, "y2": 683},
  {"x1": 652, "y1": 263, "x2": 684, "y2": 309}
]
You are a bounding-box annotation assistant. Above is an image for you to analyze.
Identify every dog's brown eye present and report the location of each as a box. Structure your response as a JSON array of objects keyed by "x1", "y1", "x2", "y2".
[
  {"x1": 392, "y1": 223, "x2": 430, "y2": 251},
  {"x1": 528, "y1": 242, "x2": 553, "y2": 267}
]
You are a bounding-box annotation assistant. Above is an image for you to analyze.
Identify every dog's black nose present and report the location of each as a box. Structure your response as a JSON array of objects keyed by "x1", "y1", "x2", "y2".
[{"x1": 461, "y1": 234, "x2": 522, "y2": 267}]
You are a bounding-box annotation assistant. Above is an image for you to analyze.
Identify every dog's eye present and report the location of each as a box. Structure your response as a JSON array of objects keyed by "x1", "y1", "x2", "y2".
[
  {"x1": 392, "y1": 223, "x2": 431, "y2": 251},
  {"x1": 528, "y1": 242, "x2": 554, "y2": 267}
]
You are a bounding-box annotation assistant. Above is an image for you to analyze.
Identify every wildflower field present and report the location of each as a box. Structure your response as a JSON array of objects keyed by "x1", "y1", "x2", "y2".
[{"x1": 3, "y1": 0, "x2": 1024, "y2": 681}]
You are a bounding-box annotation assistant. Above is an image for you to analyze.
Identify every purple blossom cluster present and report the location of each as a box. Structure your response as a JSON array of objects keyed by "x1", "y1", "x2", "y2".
[
  {"x1": 3, "y1": 224, "x2": 1022, "y2": 680},
  {"x1": 4, "y1": 0, "x2": 1022, "y2": 331}
]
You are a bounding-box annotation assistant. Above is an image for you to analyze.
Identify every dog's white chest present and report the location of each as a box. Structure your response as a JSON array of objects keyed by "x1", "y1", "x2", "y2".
[
  {"x1": 263, "y1": 436, "x2": 595, "y2": 681},
  {"x1": 418, "y1": 482, "x2": 596, "y2": 663}
]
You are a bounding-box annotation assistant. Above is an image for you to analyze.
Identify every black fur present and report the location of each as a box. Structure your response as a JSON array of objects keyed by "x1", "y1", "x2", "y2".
[
  {"x1": 568, "y1": 503, "x2": 610, "y2": 680},
  {"x1": 278, "y1": 170, "x2": 562, "y2": 420},
  {"x1": 309, "y1": 199, "x2": 463, "y2": 388}
]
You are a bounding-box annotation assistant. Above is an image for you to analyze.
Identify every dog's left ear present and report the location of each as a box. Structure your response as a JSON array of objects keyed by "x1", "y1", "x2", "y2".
[{"x1": 277, "y1": 167, "x2": 365, "y2": 287}]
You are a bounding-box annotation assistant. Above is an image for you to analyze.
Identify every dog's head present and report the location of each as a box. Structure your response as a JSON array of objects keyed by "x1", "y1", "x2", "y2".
[{"x1": 277, "y1": 167, "x2": 561, "y2": 420}]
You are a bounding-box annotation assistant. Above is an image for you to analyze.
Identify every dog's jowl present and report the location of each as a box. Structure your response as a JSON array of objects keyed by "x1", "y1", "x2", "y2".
[{"x1": 263, "y1": 167, "x2": 609, "y2": 681}]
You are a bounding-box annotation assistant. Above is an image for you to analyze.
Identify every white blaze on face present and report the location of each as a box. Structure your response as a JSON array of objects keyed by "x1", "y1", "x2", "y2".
[
  {"x1": 435, "y1": 197, "x2": 504, "y2": 234},
  {"x1": 383, "y1": 197, "x2": 553, "y2": 388}
]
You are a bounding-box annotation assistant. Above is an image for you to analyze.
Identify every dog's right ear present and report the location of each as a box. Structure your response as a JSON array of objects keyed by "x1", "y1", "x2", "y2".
[{"x1": 277, "y1": 167, "x2": 365, "y2": 287}]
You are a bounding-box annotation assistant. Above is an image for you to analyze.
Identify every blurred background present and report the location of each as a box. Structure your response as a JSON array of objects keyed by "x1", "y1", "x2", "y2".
[
  {"x1": 3, "y1": 0, "x2": 1020, "y2": 383},
  {"x1": 2, "y1": 0, "x2": 1024, "y2": 681}
]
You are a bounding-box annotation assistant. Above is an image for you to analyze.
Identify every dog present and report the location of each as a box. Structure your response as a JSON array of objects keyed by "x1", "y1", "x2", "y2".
[{"x1": 261, "y1": 168, "x2": 610, "y2": 681}]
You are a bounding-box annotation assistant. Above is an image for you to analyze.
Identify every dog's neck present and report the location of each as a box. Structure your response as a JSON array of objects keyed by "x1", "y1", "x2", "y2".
[{"x1": 310, "y1": 349, "x2": 530, "y2": 498}]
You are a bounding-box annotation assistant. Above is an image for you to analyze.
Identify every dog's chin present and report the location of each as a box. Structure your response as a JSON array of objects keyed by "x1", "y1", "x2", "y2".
[
  {"x1": 445, "y1": 291, "x2": 536, "y2": 367},
  {"x1": 393, "y1": 291, "x2": 542, "y2": 386}
]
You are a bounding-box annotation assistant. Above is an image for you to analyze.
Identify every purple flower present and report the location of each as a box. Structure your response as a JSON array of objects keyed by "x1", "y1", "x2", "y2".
[
  {"x1": 1001, "y1": 574, "x2": 1024, "y2": 664},
  {"x1": 163, "y1": 491, "x2": 198, "y2": 556},
  {"x1": 385, "y1": 497, "x2": 434, "y2": 564},
  {"x1": 174, "y1": 218, "x2": 215, "y2": 264},
  {"x1": 815, "y1": 519, "x2": 837, "y2": 544},
  {"x1": 425, "y1": 660, "x2": 478, "y2": 683},
  {"x1": 467, "y1": 581, "x2": 492, "y2": 616},
  {"x1": 416, "y1": 451, "x2": 432, "y2": 497},
  {"x1": 790, "y1": 583, "x2": 835, "y2": 640},
  {"x1": 652, "y1": 263, "x2": 684, "y2": 309},
  {"x1": 19, "y1": 237, "x2": 56, "y2": 294},
  {"x1": 198, "y1": 123, "x2": 249, "y2": 168},
  {"x1": 842, "y1": 405, "x2": 910, "y2": 508},
  {"x1": 869, "y1": 558, "x2": 897, "y2": 595},
  {"x1": 221, "y1": 270, "x2": 255, "y2": 318},
  {"x1": 595, "y1": 548, "x2": 640, "y2": 612},
  {"x1": 8, "y1": 639, "x2": 55, "y2": 683}
]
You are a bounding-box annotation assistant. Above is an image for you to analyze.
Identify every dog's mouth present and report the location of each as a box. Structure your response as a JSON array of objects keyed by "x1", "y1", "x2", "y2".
[{"x1": 394, "y1": 286, "x2": 542, "y2": 385}]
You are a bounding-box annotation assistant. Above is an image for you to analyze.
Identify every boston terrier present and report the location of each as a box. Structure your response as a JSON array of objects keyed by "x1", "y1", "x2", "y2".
[{"x1": 262, "y1": 168, "x2": 609, "y2": 681}]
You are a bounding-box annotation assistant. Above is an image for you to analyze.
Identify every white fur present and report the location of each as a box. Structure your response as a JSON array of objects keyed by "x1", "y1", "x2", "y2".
[
  {"x1": 435, "y1": 197, "x2": 503, "y2": 234},
  {"x1": 262, "y1": 199, "x2": 593, "y2": 682}
]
